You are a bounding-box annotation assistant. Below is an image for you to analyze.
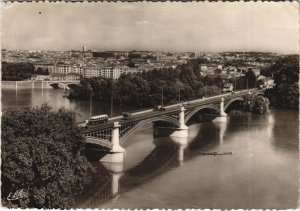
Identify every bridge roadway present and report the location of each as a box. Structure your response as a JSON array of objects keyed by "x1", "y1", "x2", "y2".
[{"x1": 82, "y1": 88, "x2": 259, "y2": 134}]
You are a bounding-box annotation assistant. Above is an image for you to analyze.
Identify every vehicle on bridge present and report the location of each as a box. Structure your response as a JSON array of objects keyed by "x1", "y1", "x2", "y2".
[
  {"x1": 87, "y1": 114, "x2": 109, "y2": 125},
  {"x1": 154, "y1": 105, "x2": 166, "y2": 111},
  {"x1": 182, "y1": 101, "x2": 190, "y2": 106},
  {"x1": 78, "y1": 122, "x2": 88, "y2": 128},
  {"x1": 122, "y1": 112, "x2": 132, "y2": 120}
]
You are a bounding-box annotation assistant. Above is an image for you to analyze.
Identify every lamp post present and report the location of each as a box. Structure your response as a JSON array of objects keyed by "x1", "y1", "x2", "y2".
[
  {"x1": 234, "y1": 78, "x2": 237, "y2": 91},
  {"x1": 87, "y1": 84, "x2": 93, "y2": 117},
  {"x1": 205, "y1": 82, "x2": 207, "y2": 97},
  {"x1": 161, "y1": 86, "x2": 164, "y2": 107},
  {"x1": 111, "y1": 92, "x2": 113, "y2": 118},
  {"x1": 111, "y1": 82, "x2": 115, "y2": 118},
  {"x1": 178, "y1": 87, "x2": 181, "y2": 104}
]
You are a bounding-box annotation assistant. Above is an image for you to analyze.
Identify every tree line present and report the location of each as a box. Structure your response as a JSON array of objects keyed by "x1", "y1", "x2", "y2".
[
  {"x1": 2, "y1": 62, "x2": 35, "y2": 81},
  {"x1": 68, "y1": 59, "x2": 257, "y2": 108},
  {"x1": 2, "y1": 62, "x2": 49, "y2": 81}
]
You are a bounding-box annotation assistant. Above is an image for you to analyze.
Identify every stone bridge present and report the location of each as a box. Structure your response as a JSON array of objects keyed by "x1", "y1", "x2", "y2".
[{"x1": 47, "y1": 80, "x2": 80, "y2": 90}]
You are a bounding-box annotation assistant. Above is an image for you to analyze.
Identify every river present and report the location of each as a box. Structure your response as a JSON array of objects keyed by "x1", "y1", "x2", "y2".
[{"x1": 2, "y1": 87, "x2": 299, "y2": 209}]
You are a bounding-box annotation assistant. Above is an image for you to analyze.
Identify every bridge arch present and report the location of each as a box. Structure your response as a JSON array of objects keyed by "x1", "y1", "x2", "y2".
[
  {"x1": 224, "y1": 97, "x2": 244, "y2": 111},
  {"x1": 49, "y1": 82, "x2": 80, "y2": 90},
  {"x1": 120, "y1": 115, "x2": 180, "y2": 143},
  {"x1": 184, "y1": 104, "x2": 220, "y2": 124},
  {"x1": 252, "y1": 91, "x2": 265, "y2": 97},
  {"x1": 65, "y1": 83, "x2": 81, "y2": 89},
  {"x1": 49, "y1": 82, "x2": 67, "y2": 89}
]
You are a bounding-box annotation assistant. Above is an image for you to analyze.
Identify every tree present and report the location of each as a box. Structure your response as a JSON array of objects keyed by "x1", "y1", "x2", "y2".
[
  {"x1": 36, "y1": 67, "x2": 43, "y2": 74},
  {"x1": 69, "y1": 59, "x2": 233, "y2": 107},
  {"x1": 1, "y1": 105, "x2": 92, "y2": 209},
  {"x1": 274, "y1": 83, "x2": 299, "y2": 109},
  {"x1": 35, "y1": 67, "x2": 50, "y2": 75},
  {"x1": 117, "y1": 75, "x2": 151, "y2": 106},
  {"x1": 127, "y1": 61, "x2": 136, "y2": 68},
  {"x1": 243, "y1": 94, "x2": 270, "y2": 114},
  {"x1": 245, "y1": 70, "x2": 257, "y2": 88},
  {"x1": 263, "y1": 55, "x2": 299, "y2": 109},
  {"x1": 2, "y1": 62, "x2": 35, "y2": 81},
  {"x1": 269, "y1": 55, "x2": 299, "y2": 85},
  {"x1": 252, "y1": 95, "x2": 270, "y2": 114}
]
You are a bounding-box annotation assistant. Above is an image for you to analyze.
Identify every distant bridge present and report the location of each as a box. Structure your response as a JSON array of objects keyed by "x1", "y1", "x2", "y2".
[
  {"x1": 82, "y1": 88, "x2": 265, "y2": 162},
  {"x1": 47, "y1": 80, "x2": 80, "y2": 90},
  {"x1": 4, "y1": 80, "x2": 80, "y2": 90}
]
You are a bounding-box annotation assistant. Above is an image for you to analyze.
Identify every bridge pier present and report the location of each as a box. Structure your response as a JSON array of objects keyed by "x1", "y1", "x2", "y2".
[
  {"x1": 153, "y1": 106, "x2": 189, "y2": 138},
  {"x1": 101, "y1": 122, "x2": 125, "y2": 163},
  {"x1": 220, "y1": 97, "x2": 228, "y2": 117},
  {"x1": 170, "y1": 106, "x2": 189, "y2": 138},
  {"x1": 214, "y1": 97, "x2": 228, "y2": 123}
]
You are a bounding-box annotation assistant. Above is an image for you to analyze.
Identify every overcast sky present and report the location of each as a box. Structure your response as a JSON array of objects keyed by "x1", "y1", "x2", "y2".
[{"x1": 2, "y1": 2, "x2": 299, "y2": 53}]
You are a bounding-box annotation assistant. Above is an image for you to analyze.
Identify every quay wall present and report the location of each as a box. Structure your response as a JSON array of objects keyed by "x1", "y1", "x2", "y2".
[{"x1": 2, "y1": 81, "x2": 53, "y2": 89}]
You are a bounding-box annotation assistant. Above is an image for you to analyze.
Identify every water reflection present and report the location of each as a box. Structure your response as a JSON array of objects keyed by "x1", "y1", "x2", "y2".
[
  {"x1": 102, "y1": 162, "x2": 124, "y2": 198},
  {"x1": 271, "y1": 109, "x2": 298, "y2": 153},
  {"x1": 79, "y1": 113, "x2": 256, "y2": 208},
  {"x1": 2, "y1": 88, "x2": 137, "y2": 121},
  {"x1": 76, "y1": 162, "x2": 111, "y2": 207},
  {"x1": 77, "y1": 121, "x2": 229, "y2": 208},
  {"x1": 187, "y1": 122, "x2": 220, "y2": 150},
  {"x1": 213, "y1": 121, "x2": 228, "y2": 146},
  {"x1": 172, "y1": 137, "x2": 189, "y2": 166},
  {"x1": 78, "y1": 137, "x2": 182, "y2": 208}
]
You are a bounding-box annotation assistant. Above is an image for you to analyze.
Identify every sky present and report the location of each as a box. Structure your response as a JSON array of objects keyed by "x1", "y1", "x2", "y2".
[{"x1": 2, "y1": 2, "x2": 299, "y2": 54}]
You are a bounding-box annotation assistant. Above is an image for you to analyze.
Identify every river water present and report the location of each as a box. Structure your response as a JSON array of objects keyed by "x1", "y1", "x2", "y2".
[{"x1": 2, "y1": 88, "x2": 299, "y2": 209}]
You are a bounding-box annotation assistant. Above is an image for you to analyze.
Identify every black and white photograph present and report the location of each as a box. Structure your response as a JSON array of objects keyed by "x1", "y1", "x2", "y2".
[{"x1": 1, "y1": 1, "x2": 299, "y2": 209}]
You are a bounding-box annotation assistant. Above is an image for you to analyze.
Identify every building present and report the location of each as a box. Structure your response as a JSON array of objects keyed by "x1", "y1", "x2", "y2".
[
  {"x1": 83, "y1": 66, "x2": 120, "y2": 79},
  {"x1": 31, "y1": 75, "x2": 51, "y2": 81},
  {"x1": 222, "y1": 83, "x2": 233, "y2": 92},
  {"x1": 156, "y1": 54, "x2": 178, "y2": 61},
  {"x1": 33, "y1": 63, "x2": 55, "y2": 74},
  {"x1": 257, "y1": 76, "x2": 275, "y2": 89},
  {"x1": 82, "y1": 52, "x2": 93, "y2": 59},
  {"x1": 71, "y1": 65, "x2": 85, "y2": 75},
  {"x1": 83, "y1": 66, "x2": 102, "y2": 78},
  {"x1": 65, "y1": 73, "x2": 81, "y2": 81},
  {"x1": 50, "y1": 73, "x2": 66, "y2": 81},
  {"x1": 250, "y1": 68, "x2": 261, "y2": 77},
  {"x1": 56, "y1": 64, "x2": 71, "y2": 74},
  {"x1": 82, "y1": 66, "x2": 140, "y2": 80}
]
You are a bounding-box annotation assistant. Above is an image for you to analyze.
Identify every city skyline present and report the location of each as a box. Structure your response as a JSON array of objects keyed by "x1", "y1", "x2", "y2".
[{"x1": 2, "y1": 2, "x2": 299, "y2": 54}]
